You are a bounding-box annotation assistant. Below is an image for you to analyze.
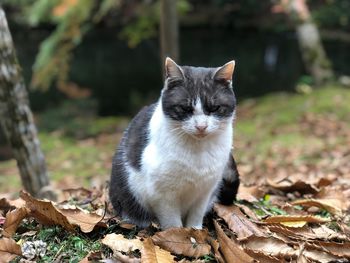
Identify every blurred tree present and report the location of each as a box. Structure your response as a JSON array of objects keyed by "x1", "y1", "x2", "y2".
[
  {"x1": 119, "y1": 1, "x2": 159, "y2": 48},
  {"x1": 311, "y1": 0, "x2": 350, "y2": 31},
  {"x1": 273, "y1": 0, "x2": 334, "y2": 84},
  {"x1": 0, "y1": 7, "x2": 54, "y2": 199},
  {"x1": 160, "y1": 0, "x2": 179, "y2": 67},
  {"x1": 3, "y1": 0, "x2": 190, "y2": 91},
  {"x1": 29, "y1": 0, "x2": 119, "y2": 91}
]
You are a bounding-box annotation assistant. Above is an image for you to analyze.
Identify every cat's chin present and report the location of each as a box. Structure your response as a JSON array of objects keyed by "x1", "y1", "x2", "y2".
[
  {"x1": 187, "y1": 132, "x2": 209, "y2": 140},
  {"x1": 195, "y1": 133, "x2": 207, "y2": 139}
]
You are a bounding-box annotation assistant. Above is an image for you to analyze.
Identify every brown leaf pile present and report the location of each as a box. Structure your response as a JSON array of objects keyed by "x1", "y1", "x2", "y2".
[
  {"x1": 0, "y1": 180, "x2": 349, "y2": 262},
  {"x1": 0, "y1": 188, "x2": 109, "y2": 262}
]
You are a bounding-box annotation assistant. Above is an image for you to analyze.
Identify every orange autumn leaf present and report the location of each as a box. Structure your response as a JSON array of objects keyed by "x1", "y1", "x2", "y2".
[
  {"x1": 0, "y1": 237, "x2": 22, "y2": 263},
  {"x1": 264, "y1": 215, "x2": 330, "y2": 224},
  {"x1": 141, "y1": 237, "x2": 174, "y2": 263},
  {"x1": 292, "y1": 198, "x2": 343, "y2": 216},
  {"x1": 214, "y1": 220, "x2": 254, "y2": 263},
  {"x1": 152, "y1": 227, "x2": 211, "y2": 258},
  {"x1": 53, "y1": 0, "x2": 78, "y2": 17},
  {"x1": 20, "y1": 191, "x2": 104, "y2": 233},
  {"x1": 214, "y1": 204, "x2": 266, "y2": 240},
  {"x1": 3, "y1": 207, "x2": 29, "y2": 238}
]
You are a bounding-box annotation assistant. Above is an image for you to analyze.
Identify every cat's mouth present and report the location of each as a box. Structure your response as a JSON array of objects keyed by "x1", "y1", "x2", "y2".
[{"x1": 193, "y1": 132, "x2": 208, "y2": 139}]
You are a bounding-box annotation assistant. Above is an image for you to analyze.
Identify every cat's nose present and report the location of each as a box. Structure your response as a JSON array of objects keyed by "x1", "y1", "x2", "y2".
[{"x1": 195, "y1": 124, "x2": 208, "y2": 132}]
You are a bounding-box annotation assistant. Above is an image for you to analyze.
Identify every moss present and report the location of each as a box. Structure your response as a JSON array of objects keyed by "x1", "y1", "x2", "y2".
[{"x1": 12, "y1": 225, "x2": 109, "y2": 262}]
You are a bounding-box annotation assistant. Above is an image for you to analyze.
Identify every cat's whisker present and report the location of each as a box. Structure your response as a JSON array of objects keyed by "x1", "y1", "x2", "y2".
[
  {"x1": 173, "y1": 130, "x2": 187, "y2": 139},
  {"x1": 169, "y1": 126, "x2": 182, "y2": 133}
]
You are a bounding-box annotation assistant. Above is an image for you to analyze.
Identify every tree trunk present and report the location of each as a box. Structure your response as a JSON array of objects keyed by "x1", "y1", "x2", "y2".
[
  {"x1": 0, "y1": 8, "x2": 54, "y2": 199},
  {"x1": 160, "y1": 0, "x2": 179, "y2": 72},
  {"x1": 282, "y1": 0, "x2": 334, "y2": 85}
]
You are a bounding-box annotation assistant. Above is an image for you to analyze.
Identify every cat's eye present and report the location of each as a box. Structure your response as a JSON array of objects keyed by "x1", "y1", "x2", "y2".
[
  {"x1": 210, "y1": 105, "x2": 221, "y2": 112},
  {"x1": 174, "y1": 105, "x2": 192, "y2": 113}
]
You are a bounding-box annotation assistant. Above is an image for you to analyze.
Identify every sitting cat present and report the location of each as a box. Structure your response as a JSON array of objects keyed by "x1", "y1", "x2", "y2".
[{"x1": 109, "y1": 58, "x2": 240, "y2": 229}]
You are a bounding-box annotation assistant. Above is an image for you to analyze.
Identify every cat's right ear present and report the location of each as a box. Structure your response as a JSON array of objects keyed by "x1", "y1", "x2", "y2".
[
  {"x1": 214, "y1": 60, "x2": 235, "y2": 83},
  {"x1": 165, "y1": 57, "x2": 184, "y2": 80}
]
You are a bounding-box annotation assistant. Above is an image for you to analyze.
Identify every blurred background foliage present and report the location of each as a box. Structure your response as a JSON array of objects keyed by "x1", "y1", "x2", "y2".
[
  {"x1": 1, "y1": 0, "x2": 350, "y2": 191},
  {"x1": 3, "y1": 0, "x2": 350, "y2": 114}
]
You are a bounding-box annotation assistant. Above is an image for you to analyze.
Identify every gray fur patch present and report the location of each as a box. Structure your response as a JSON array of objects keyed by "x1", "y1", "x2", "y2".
[{"x1": 109, "y1": 104, "x2": 157, "y2": 226}]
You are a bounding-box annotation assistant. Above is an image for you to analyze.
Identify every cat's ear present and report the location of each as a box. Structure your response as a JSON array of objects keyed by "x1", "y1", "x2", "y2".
[
  {"x1": 214, "y1": 60, "x2": 235, "y2": 83},
  {"x1": 165, "y1": 57, "x2": 184, "y2": 80}
]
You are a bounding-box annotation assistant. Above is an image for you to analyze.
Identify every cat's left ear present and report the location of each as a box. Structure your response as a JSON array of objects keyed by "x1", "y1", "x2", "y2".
[{"x1": 214, "y1": 60, "x2": 235, "y2": 83}]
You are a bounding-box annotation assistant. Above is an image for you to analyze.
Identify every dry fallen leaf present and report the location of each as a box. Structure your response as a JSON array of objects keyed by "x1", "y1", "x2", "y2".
[
  {"x1": 214, "y1": 220, "x2": 254, "y2": 263},
  {"x1": 267, "y1": 178, "x2": 319, "y2": 194},
  {"x1": 242, "y1": 236, "x2": 297, "y2": 259},
  {"x1": 292, "y1": 198, "x2": 343, "y2": 215},
  {"x1": 237, "y1": 185, "x2": 265, "y2": 202},
  {"x1": 302, "y1": 248, "x2": 344, "y2": 263},
  {"x1": 20, "y1": 191, "x2": 104, "y2": 233},
  {"x1": 79, "y1": 251, "x2": 103, "y2": 263},
  {"x1": 316, "y1": 185, "x2": 350, "y2": 202},
  {"x1": 152, "y1": 227, "x2": 211, "y2": 258},
  {"x1": 113, "y1": 251, "x2": 141, "y2": 263},
  {"x1": 102, "y1": 233, "x2": 143, "y2": 254},
  {"x1": 0, "y1": 237, "x2": 22, "y2": 263},
  {"x1": 311, "y1": 225, "x2": 349, "y2": 241},
  {"x1": 0, "y1": 198, "x2": 13, "y2": 216},
  {"x1": 245, "y1": 227, "x2": 347, "y2": 262},
  {"x1": 297, "y1": 251, "x2": 308, "y2": 263},
  {"x1": 268, "y1": 224, "x2": 349, "y2": 242},
  {"x1": 280, "y1": 221, "x2": 307, "y2": 228},
  {"x1": 3, "y1": 207, "x2": 29, "y2": 237},
  {"x1": 264, "y1": 215, "x2": 330, "y2": 224},
  {"x1": 141, "y1": 237, "x2": 174, "y2": 263},
  {"x1": 244, "y1": 249, "x2": 281, "y2": 263},
  {"x1": 59, "y1": 208, "x2": 105, "y2": 233},
  {"x1": 306, "y1": 240, "x2": 350, "y2": 258},
  {"x1": 20, "y1": 190, "x2": 76, "y2": 231},
  {"x1": 177, "y1": 259, "x2": 206, "y2": 263},
  {"x1": 0, "y1": 198, "x2": 24, "y2": 216},
  {"x1": 214, "y1": 204, "x2": 266, "y2": 240},
  {"x1": 234, "y1": 203, "x2": 260, "y2": 221},
  {"x1": 207, "y1": 237, "x2": 225, "y2": 263}
]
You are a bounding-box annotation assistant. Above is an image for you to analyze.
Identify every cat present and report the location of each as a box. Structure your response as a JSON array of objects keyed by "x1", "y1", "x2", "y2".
[{"x1": 109, "y1": 58, "x2": 240, "y2": 229}]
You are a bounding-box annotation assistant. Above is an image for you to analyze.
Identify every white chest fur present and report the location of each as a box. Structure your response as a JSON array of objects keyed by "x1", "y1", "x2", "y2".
[{"x1": 127, "y1": 102, "x2": 233, "y2": 228}]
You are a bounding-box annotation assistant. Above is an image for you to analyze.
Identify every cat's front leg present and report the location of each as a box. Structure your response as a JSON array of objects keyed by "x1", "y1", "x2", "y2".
[
  {"x1": 151, "y1": 200, "x2": 183, "y2": 229},
  {"x1": 184, "y1": 194, "x2": 212, "y2": 229}
]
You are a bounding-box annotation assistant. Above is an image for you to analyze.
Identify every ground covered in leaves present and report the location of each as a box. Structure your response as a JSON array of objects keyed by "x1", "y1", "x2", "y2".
[{"x1": 1, "y1": 84, "x2": 350, "y2": 262}]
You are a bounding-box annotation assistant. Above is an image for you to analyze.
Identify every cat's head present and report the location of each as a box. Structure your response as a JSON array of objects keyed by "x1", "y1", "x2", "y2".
[{"x1": 161, "y1": 58, "x2": 236, "y2": 139}]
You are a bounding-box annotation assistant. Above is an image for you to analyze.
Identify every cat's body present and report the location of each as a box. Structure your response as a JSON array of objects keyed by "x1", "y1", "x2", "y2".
[{"x1": 110, "y1": 58, "x2": 240, "y2": 229}]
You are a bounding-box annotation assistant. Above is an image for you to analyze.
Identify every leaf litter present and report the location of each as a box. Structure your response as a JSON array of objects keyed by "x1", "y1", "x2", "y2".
[
  {"x1": 1, "y1": 183, "x2": 349, "y2": 262},
  {"x1": 1, "y1": 111, "x2": 350, "y2": 261}
]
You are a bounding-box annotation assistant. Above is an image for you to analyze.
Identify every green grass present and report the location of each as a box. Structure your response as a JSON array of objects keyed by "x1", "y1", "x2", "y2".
[
  {"x1": 12, "y1": 225, "x2": 109, "y2": 263},
  {"x1": 37, "y1": 99, "x2": 129, "y2": 139},
  {"x1": 40, "y1": 134, "x2": 106, "y2": 182},
  {"x1": 235, "y1": 84, "x2": 350, "y2": 161}
]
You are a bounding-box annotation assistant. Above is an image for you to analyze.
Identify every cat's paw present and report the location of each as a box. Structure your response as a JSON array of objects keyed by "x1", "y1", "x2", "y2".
[{"x1": 190, "y1": 225, "x2": 203, "y2": 230}]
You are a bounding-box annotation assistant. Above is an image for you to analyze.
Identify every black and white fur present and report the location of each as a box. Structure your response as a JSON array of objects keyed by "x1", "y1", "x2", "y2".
[{"x1": 109, "y1": 58, "x2": 240, "y2": 229}]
